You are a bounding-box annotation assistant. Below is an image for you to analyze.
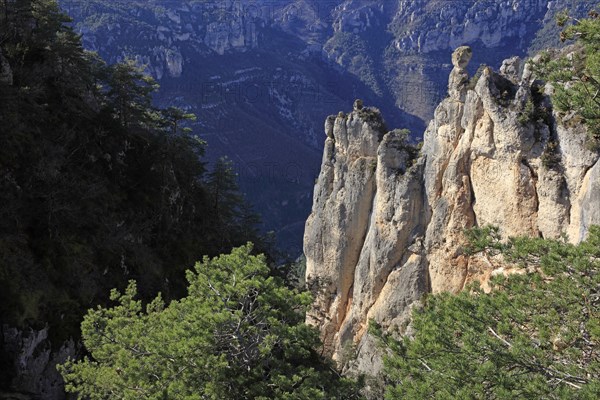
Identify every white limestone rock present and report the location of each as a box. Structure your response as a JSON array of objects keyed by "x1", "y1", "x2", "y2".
[{"x1": 304, "y1": 46, "x2": 600, "y2": 374}]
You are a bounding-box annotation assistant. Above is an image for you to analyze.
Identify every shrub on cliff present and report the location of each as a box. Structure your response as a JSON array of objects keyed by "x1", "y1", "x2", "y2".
[
  {"x1": 374, "y1": 227, "x2": 600, "y2": 399},
  {"x1": 534, "y1": 8, "x2": 600, "y2": 148}
]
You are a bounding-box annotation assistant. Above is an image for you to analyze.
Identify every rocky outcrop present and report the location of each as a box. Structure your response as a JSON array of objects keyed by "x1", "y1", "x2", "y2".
[
  {"x1": 448, "y1": 45, "x2": 472, "y2": 100},
  {"x1": 305, "y1": 107, "x2": 428, "y2": 364},
  {"x1": 67, "y1": 1, "x2": 265, "y2": 78},
  {"x1": 203, "y1": 15, "x2": 259, "y2": 56},
  {"x1": 331, "y1": 0, "x2": 386, "y2": 34},
  {"x1": 324, "y1": 0, "x2": 566, "y2": 125},
  {"x1": 65, "y1": 0, "x2": 593, "y2": 256},
  {"x1": 304, "y1": 46, "x2": 600, "y2": 372},
  {"x1": 1, "y1": 326, "x2": 78, "y2": 399}
]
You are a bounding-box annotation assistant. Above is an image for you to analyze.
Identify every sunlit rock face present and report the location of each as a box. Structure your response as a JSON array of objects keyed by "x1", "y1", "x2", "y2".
[{"x1": 304, "y1": 46, "x2": 600, "y2": 373}]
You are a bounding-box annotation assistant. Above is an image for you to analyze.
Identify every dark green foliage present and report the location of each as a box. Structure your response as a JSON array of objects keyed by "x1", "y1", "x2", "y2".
[
  {"x1": 161, "y1": 106, "x2": 198, "y2": 136},
  {"x1": 287, "y1": 255, "x2": 307, "y2": 289},
  {"x1": 518, "y1": 99, "x2": 536, "y2": 125},
  {"x1": 491, "y1": 72, "x2": 517, "y2": 107},
  {"x1": 542, "y1": 140, "x2": 562, "y2": 169},
  {"x1": 395, "y1": 128, "x2": 420, "y2": 163},
  {"x1": 59, "y1": 244, "x2": 363, "y2": 399},
  {"x1": 529, "y1": 1, "x2": 600, "y2": 53},
  {"x1": 369, "y1": 159, "x2": 377, "y2": 173},
  {"x1": 0, "y1": 0, "x2": 262, "y2": 343},
  {"x1": 376, "y1": 226, "x2": 600, "y2": 399},
  {"x1": 467, "y1": 64, "x2": 488, "y2": 91},
  {"x1": 464, "y1": 225, "x2": 503, "y2": 256},
  {"x1": 104, "y1": 59, "x2": 159, "y2": 129},
  {"x1": 357, "y1": 107, "x2": 388, "y2": 138},
  {"x1": 518, "y1": 89, "x2": 552, "y2": 127},
  {"x1": 533, "y1": 9, "x2": 600, "y2": 147},
  {"x1": 205, "y1": 157, "x2": 263, "y2": 251}
]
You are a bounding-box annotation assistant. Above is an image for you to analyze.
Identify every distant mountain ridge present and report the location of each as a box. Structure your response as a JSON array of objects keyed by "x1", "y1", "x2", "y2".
[
  {"x1": 58, "y1": 0, "x2": 410, "y2": 254},
  {"x1": 3, "y1": 1, "x2": 600, "y2": 398},
  {"x1": 59, "y1": 0, "x2": 597, "y2": 253}
]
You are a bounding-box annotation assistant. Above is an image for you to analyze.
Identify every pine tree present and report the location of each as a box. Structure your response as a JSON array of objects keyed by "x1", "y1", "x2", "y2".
[
  {"x1": 0, "y1": 0, "x2": 262, "y2": 347},
  {"x1": 207, "y1": 157, "x2": 242, "y2": 221},
  {"x1": 105, "y1": 59, "x2": 158, "y2": 129},
  {"x1": 59, "y1": 244, "x2": 363, "y2": 399},
  {"x1": 375, "y1": 227, "x2": 600, "y2": 399},
  {"x1": 161, "y1": 106, "x2": 197, "y2": 136},
  {"x1": 534, "y1": 8, "x2": 600, "y2": 147}
]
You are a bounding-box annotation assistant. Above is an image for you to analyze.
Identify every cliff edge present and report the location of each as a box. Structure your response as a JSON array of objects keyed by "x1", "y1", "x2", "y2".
[{"x1": 304, "y1": 46, "x2": 600, "y2": 372}]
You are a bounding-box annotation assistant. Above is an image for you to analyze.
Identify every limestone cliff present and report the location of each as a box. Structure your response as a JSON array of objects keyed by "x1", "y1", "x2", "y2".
[
  {"x1": 304, "y1": 47, "x2": 600, "y2": 372},
  {"x1": 1, "y1": 326, "x2": 78, "y2": 399}
]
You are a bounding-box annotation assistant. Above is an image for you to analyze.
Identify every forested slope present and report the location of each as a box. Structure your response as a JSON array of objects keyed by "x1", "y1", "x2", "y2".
[{"x1": 0, "y1": 0, "x2": 264, "y2": 393}]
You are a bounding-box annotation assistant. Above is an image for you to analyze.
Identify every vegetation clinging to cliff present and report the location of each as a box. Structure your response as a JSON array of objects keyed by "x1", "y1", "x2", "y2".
[
  {"x1": 374, "y1": 226, "x2": 600, "y2": 399},
  {"x1": 534, "y1": 8, "x2": 600, "y2": 148},
  {"x1": 324, "y1": 32, "x2": 382, "y2": 96}
]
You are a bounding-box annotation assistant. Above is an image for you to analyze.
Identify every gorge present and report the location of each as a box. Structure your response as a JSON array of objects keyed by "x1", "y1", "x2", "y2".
[
  {"x1": 61, "y1": 0, "x2": 597, "y2": 254},
  {"x1": 2, "y1": 1, "x2": 600, "y2": 397}
]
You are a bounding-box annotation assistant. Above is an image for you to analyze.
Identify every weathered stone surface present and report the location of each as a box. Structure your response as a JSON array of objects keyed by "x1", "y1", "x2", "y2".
[
  {"x1": 304, "y1": 110, "x2": 428, "y2": 362},
  {"x1": 304, "y1": 47, "x2": 600, "y2": 374},
  {"x1": 164, "y1": 48, "x2": 183, "y2": 77},
  {"x1": 420, "y1": 51, "x2": 599, "y2": 294},
  {"x1": 304, "y1": 111, "x2": 379, "y2": 356},
  {"x1": 571, "y1": 158, "x2": 600, "y2": 242},
  {"x1": 451, "y1": 46, "x2": 473, "y2": 69},
  {"x1": 2, "y1": 325, "x2": 79, "y2": 400},
  {"x1": 448, "y1": 46, "x2": 472, "y2": 101},
  {"x1": 499, "y1": 56, "x2": 522, "y2": 83}
]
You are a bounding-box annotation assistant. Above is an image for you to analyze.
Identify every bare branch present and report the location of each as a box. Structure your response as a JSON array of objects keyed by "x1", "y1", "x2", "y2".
[{"x1": 488, "y1": 327, "x2": 512, "y2": 348}]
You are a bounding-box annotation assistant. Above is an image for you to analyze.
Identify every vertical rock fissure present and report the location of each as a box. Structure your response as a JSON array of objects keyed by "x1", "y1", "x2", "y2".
[{"x1": 336, "y1": 185, "x2": 376, "y2": 334}]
